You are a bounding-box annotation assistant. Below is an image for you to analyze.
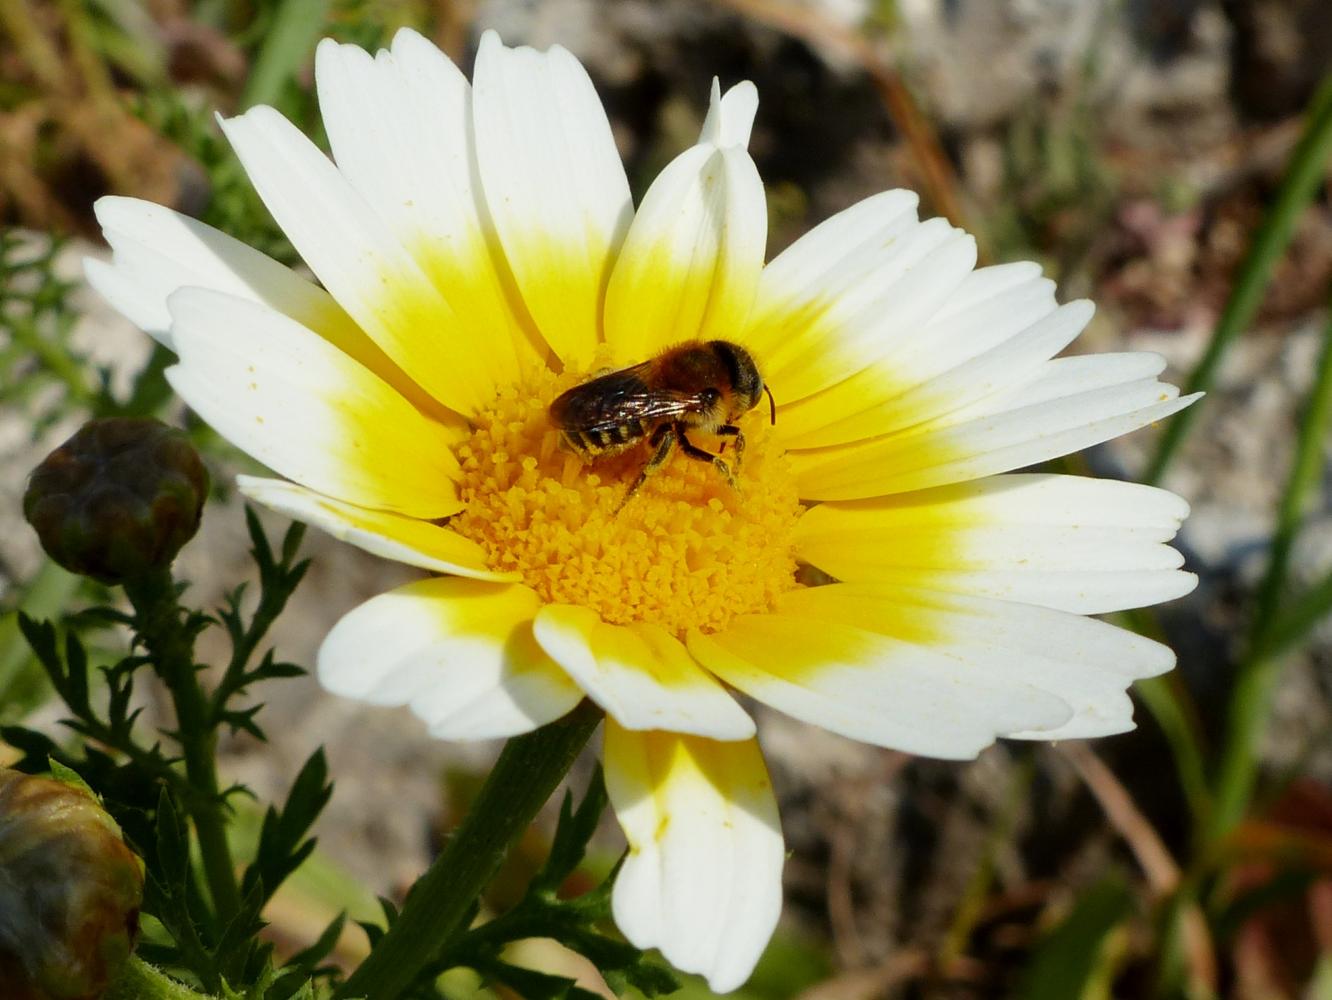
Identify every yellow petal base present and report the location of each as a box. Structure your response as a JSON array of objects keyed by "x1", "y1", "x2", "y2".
[{"x1": 449, "y1": 360, "x2": 802, "y2": 635}]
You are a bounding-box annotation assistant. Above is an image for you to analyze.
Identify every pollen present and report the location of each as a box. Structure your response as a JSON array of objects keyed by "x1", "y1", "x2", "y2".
[{"x1": 449, "y1": 363, "x2": 803, "y2": 636}]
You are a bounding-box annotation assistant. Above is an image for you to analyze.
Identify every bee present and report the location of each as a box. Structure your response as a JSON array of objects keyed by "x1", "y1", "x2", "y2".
[{"x1": 548, "y1": 339, "x2": 776, "y2": 508}]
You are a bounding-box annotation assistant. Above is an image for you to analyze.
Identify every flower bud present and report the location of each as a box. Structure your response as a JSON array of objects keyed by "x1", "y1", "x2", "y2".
[
  {"x1": 0, "y1": 768, "x2": 145, "y2": 1000},
  {"x1": 23, "y1": 417, "x2": 208, "y2": 584}
]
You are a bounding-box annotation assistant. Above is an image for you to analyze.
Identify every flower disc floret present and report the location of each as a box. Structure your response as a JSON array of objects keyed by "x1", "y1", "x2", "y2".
[{"x1": 450, "y1": 363, "x2": 803, "y2": 636}]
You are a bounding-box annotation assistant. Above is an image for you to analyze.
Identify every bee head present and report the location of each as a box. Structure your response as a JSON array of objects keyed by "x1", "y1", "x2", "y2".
[{"x1": 710, "y1": 341, "x2": 769, "y2": 421}]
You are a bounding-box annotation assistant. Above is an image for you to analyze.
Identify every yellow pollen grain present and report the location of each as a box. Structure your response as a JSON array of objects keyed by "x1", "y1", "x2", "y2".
[{"x1": 449, "y1": 362, "x2": 803, "y2": 636}]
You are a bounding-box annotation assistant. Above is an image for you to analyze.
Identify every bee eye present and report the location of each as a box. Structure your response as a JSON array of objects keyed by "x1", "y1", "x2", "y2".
[{"x1": 703, "y1": 388, "x2": 723, "y2": 406}]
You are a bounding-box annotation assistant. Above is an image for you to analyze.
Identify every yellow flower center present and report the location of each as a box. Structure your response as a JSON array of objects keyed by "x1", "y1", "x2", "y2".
[{"x1": 450, "y1": 361, "x2": 803, "y2": 636}]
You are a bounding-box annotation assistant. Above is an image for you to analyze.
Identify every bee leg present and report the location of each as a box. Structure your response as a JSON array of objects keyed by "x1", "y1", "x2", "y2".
[
  {"x1": 617, "y1": 424, "x2": 676, "y2": 512},
  {"x1": 679, "y1": 428, "x2": 738, "y2": 491},
  {"x1": 716, "y1": 425, "x2": 745, "y2": 474}
]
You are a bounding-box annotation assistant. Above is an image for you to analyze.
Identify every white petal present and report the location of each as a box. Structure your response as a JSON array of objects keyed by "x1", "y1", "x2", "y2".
[
  {"x1": 166, "y1": 287, "x2": 462, "y2": 518},
  {"x1": 318, "y1": 579, "x2": 583, "y2": 740},
  {"x1": 86, "y1": 197, "x2": 451, "y2": 419},
  {"x1": 605, "y1": 723, "x2": 783, "y2": 993},
  {"x1": 770, "y1": 583, "x2": 1172, "y2": 741},
  {"x1": 89, "y1": 196, "x2": 316, "y2": 346},
  {"x1": 795, "y1": 474, "x2": 1197, "y2": 614},
  {"x1": 689, "y1": 609, "x2": 1073, "y2": 758},
  {"x1": 218, "y1": 105, "x2": 505, "y2": 417},
  {"x1": 532, "y1": 605, "x2": 754, "y2": 740},
  {"x1": 82, "y1": 256, "x2": 173, "y2": 347},
  {"x1": 760, "y1": 189, "x2": 921, "y2": 287},
  {"x1": 604, "y1": 142, "x2": 767, "y2": 364},
  {"x1": 789, "y1": 357, "x2": 1202, "y2": 500},
  {"x1": 748, "y1": 203, "x2": 979, "y2": 408},
  {"x1": 85, "y1": 199, "x2": 312, "y2": 340},
  {"x1": 315, "y1": 34, "x2": 539, "y2": 373},
  {"x1": 778, "y1": 294, "x2": 1084, "y2": 451},
  {"x1": 236, "y1": 476, "x2": 514, "y2": 580},
  {"x1": 472, "y1": 30, "x2": 633, "y2": 365}
]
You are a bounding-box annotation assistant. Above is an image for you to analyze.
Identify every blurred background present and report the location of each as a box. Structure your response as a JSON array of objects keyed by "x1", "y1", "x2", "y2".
[{"x1": 3, "y1": 0, "x2": 1332, "y2": 997}]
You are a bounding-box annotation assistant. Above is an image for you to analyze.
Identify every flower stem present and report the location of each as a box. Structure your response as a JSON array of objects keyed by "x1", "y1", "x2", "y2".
[
  {"x1": 337, "y1": 704, "x2": 603, "y2": 1000},
  {"x1": 123, "y1": 570, "x2": 241, "y2": 923},
  {"x1": 105, "y1": 958, "x2": 216, "y2": 1000}
]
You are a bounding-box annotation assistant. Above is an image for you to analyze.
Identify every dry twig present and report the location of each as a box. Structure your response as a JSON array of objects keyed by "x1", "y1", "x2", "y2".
[{"x1": 1061, "y1": 743, "x2": 1218, "y2": 991}]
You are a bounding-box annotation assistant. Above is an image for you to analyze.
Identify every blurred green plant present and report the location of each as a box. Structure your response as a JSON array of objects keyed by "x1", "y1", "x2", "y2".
[
  {"x1": 1109, "y1": 69, "x2": 1332, "y2": 1000},
  {"x1": 1132, "y1": 72, "x2": 1332, "y2": 840},
  {"x1": 1016, "y1": 876, "x2": 1135, "y2": 1000},
  {"x1": 1, "y1": 232, "x2": 104, "y2": 432},
  {"x1": 133, "y1": 89, "x2": 299, "y2": 268}
]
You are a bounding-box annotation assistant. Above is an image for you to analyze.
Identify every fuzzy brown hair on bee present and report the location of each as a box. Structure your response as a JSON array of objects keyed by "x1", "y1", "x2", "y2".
[{"x1": 548, "y1": 339, "x2": 776, "y2": 508}]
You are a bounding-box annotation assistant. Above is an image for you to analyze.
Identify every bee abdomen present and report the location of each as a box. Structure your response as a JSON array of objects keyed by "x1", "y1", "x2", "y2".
[{"x1": 562, "y1": 421, "x2": 649, "y2": 456}]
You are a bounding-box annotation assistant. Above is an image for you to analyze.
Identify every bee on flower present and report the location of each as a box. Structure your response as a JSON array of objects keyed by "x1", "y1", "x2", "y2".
[{"x1": 86, "y1": 28, "x2": 1198, "y2": 992}]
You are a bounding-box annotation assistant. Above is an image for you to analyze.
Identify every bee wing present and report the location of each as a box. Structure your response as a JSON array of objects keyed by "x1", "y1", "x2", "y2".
[
  {"x1": 550, "y1": 366, "x2": 709, "y2": 432},
  {"x1": 610, "y1": 390, "x2": 711, "y2": 424}
]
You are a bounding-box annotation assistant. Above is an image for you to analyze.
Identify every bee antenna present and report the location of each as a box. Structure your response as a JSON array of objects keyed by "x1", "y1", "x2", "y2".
[{"x1": 764, "y1": 384, "x2": 776, "y2": 425}]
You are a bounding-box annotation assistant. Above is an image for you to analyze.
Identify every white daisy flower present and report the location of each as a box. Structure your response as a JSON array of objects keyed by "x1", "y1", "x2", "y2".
[{"x1": 87, "y1": 28, "x2": 1199, "y2": 992}]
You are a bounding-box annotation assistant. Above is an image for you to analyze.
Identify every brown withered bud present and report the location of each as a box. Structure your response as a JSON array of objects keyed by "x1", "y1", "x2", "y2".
[
  {"x1": 0, "y1": 768, "x2": 145, "y2": 1000},
  {"x1": 23, "y1": 417, "x2": 208, "y2": 584}
]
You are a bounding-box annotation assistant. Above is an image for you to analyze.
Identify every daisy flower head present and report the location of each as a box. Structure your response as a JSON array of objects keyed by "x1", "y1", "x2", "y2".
[{"x1": 87, "y1": 28, "x2": 1199, "y2": 992}]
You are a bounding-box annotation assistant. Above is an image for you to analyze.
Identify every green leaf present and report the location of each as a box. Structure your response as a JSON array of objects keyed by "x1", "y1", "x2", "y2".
[
  {"x1": 153, "y1": 786, "x2": 191, "y2": 889},
  {"x1": 145, "y1": 787, "x2": 221, "y2": 989},
  {"x1": 0, "y1": 561, "x2": 82, "y2": 721},
  {"x1": 1016, "y1": 875, "x2": 1135, "y2": 1000},
  {"x1": 47, "y1": 757, "x2": 96, "y2": 796},
  {"x1": 535, "y1": 766, "x2": 608, "y2": 896},
  {"x1": 0, "y1": 726, "x2": 58, "y2": 770},
  {"x1": 242, "y1": 749, "x2": 333, "y2": 907},
  {"x1": 279, "y1": 522, "x2": 306, "y2": 568},
  {"x1": 246, "y1": 506, "x2": 275, "y2": 573},
  {"x1": 1257, "y1": 568, "x2": 1332, "y2": 661},
  {"x1": 215, "y1": 878, "x2": 271, "y2": 984},
  {"x1": 282, "y1": 911, "x2": 346, "y2": 976},
  {"x1": 17, "y1": 613, "x2": 63, "y2": 689},
  {"x1": 63, "y1": 630, "x2": 90, "y2": 712},
  {"x1": 480, "y1": 961, "x2": 587, "y2": 1000}
]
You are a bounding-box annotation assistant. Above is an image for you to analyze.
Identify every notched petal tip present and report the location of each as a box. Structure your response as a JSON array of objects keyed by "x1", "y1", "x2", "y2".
[{"x1": 701, "y1": 79, "x2": 760, "y2": 149}]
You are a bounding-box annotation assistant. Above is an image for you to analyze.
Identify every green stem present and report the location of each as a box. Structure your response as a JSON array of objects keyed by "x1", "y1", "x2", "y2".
[
  {"x1": 338, "y1": 705, "x2": 602, "y2": 1000},
  {"x1": 1145, "y1": 73, "x2": 1332, "y2": 485},
  {"x1": 123, "y1": 570, "x2": 242, "y2": 923},
  {"x1": 105, "y1": 957, "x2": 216, "y2": 1000},
  {"x1": 1210, "y1": 297, "x2": 1332, "y2": 840}
]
